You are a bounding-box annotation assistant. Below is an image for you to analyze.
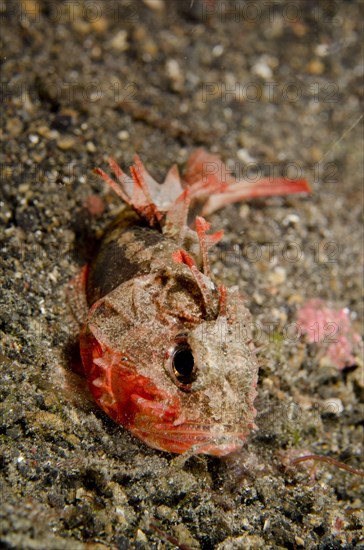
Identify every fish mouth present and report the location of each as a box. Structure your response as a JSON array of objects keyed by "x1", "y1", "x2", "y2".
[{"x1": 131, "y1": 422, "x2": 251, "y2": 456}]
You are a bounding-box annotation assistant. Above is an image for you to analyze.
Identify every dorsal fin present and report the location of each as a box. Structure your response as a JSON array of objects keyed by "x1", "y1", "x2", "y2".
[
  {"x1": 95, "y1": 149, "x2": 310, "y2": 228},
  {"x1": 95, "y1": 149, "x2": 310, "y2": 309}
]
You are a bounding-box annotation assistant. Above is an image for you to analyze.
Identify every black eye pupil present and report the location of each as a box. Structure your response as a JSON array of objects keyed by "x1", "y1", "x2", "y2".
[{"x1": 172, "y1": 347, "x2": 194, "y2": 378}]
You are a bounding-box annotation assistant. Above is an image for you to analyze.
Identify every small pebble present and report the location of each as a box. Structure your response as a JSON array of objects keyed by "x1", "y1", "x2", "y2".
[
  {"x1": 136, "y1": 529, "x2": 147, "y2": 542},
  {"x1": 110, "y1": 30, "x2": 128, "y2": 51},
  {"x1": 142, "y1": 39, "x2": 158, "y2": 59},
  {"x1": 291, "y1": 21, "x2": 308, "y2": 37},
  {"x1": 322, "y1": 398, "x2": 344, "y2": 416},
  {"x1": 239, "y1": 204, "x2": 250, "y2": 219},
  {"x1": 269, "y1": 267, "x2": 287, "y2": 286},
  {"x1": 173, "y1": 524, "x2": 201, "y2": 550},
  {"x1": 237, "y1": 148, "x2": 256, "y2": 164},
  {"x1": 57, "y1": 136, "x2": 76, "y2": 150},
  {"x1": 156, "y1": 505, "x2": 178, "y2": 522},
  {"x1": 143, "y1": 0, "x2": 165, "y2": 10},
  {"x1": 315, "y1": 44, "x2": 329, "y2": 57},
  {"x1": 37, "y1": 126, "x2": 59, "y2": 139},
  {"x1": 252, "y1": 60, "x2": 273, "y2": 80},
  {"x1": 90, "y1": 17, "x2": 108, "y2": 33},
  {"x1": 118, "y1": 130, "x2": 130, "y2": 141},
  {"x1": 310, "y1": 146, "x2": 323, "y2": 162},
  {"x1": 282, "y1": 213, "x2": 300, "y2": 226},
  {"x1": 212, "y1": 44, "x2": 224, "y2": 57},
  {"x1": 166, "y1": 59, "x2": 184, "y2": 89},
  {"x1": 6, "y1": 118, "x2": 23, "y2": 137},
  {"x1": 287, "y1": 294, "x2": 304, "y2": 305},
  {"x1": 72, "y1": 20, "x2": 91, "y2": 34},
  {"x1": 86, "y1": 141, "x2": 96, "y2": 153},
  {"x1": 29, "y1": 134, "x2": 39, "y2": 144},
  {"x1": 253, "y1": 292, "x2": 264, "y2": 305},
  {"x1": 306, "y1": 59, "x2": 325, "y2": 75}
]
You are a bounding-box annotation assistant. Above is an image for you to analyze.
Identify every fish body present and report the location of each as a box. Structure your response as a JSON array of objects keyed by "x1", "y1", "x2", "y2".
[{"x1": 69, "y1": 149, "x2": 310, "y2": 455}]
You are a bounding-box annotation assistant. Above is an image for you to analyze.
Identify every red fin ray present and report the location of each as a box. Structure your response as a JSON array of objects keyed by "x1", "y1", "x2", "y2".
[
  {"x1": 163, "y1": 188, "x2": 191, "y2": 241},
  {"x1": 129, "y1": 165, "x2": 163, "y2": 227},
  {"x1": 172, "y1": 249, "x2": 218, "y2": 319},
  {"x1": 94, "y1": 166, "x2": 131, "y2": 204},
  {"x1": 133, "y1": 154, "x2": 161, "y2": 200},
  {"x1": 195, "y1": 216, "x2": 223, "y2": 277},
  {"x1": 108, "y1": 157, "x2": 134, "y2": 197}
]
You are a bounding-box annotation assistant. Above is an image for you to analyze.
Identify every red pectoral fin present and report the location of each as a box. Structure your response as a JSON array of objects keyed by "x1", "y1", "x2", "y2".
[
  {"x1": 181, "y1": 148, "x2": 311, "y2": 216},
  {"x1": 201, "y1": 177, "x2": 311, "y2": 216},
  {"x1": 131, "y1": 394, "x2": 179, "y2": 422}
]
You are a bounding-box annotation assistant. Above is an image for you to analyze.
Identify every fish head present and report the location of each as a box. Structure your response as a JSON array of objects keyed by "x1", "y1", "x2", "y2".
[
  {"x1": 82, "y1": 277, "x2": 259, "y2": 456},
  {"x1": 159, "y1": 289, "x2": 259, "y2": 456}
]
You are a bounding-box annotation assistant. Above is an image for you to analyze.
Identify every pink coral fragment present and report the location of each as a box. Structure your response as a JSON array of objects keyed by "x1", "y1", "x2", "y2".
[{"x1": 296, "y1": 299, "x2": 363, "y2": 370}]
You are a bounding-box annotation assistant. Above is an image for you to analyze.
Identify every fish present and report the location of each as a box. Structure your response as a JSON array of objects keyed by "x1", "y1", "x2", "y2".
[{"x1": 68, "y1": 148, "x2": 310, "y2": 456}]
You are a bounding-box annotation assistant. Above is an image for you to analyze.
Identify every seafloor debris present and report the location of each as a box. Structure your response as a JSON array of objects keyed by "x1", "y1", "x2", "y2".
[{"x1": 296, "y1": 299, "x2": 363, "y2": 370}]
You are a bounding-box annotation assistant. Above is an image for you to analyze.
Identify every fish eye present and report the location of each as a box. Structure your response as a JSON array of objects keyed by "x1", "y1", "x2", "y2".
[{"x1": 172, "y1": 345, "x2": 195, "y2": 381}]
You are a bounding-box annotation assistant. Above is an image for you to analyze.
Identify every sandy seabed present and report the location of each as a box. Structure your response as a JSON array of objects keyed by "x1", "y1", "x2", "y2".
[{"x1": 1, "y1": 1, "x2": 363, "y2": 548}]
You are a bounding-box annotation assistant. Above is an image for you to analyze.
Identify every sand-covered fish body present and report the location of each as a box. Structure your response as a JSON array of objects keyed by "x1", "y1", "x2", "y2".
[{"x1": 69, "y1": 149, "x2": 310, "y2": 455}]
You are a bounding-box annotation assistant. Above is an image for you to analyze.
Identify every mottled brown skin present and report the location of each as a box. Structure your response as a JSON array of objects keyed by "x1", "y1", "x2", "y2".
[
  {"x1": 86, "y1": 210, "x2": 158, "y2": 305},
  {"x1": 80, "y1": 209, "x2": 258, "y2": 455}
]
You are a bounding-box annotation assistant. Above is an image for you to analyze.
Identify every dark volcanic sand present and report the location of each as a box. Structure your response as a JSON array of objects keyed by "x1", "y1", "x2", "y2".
[{"x1": 1, "y1": 1, "x2": 363, "y2": 548}]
